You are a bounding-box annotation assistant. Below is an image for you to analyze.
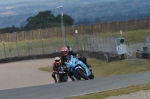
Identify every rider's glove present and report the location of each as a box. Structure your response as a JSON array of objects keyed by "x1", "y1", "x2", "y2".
[
  {"x1": 54, "y1": 71, "x2": 58, "y2": 73},
  {"x1": 64, "y1": 68, "x2": 68, "y2": 72},
  {"x1": 76, "y1": 54, "x2": 79, "y2": 58}
]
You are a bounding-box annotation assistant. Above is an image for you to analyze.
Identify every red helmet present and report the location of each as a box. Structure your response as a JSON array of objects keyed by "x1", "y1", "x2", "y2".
[{"x1": 61, "y1": 46, "x2": 69, "y2": 56}]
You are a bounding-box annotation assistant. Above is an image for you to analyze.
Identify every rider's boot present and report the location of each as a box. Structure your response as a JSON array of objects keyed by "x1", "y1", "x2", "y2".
[
  {"x1": 85, "y1": 62, "x2": 91, "y2": 68},
  {"x1": 52, "y1": 75, "x2": 57, "y2": 83},
  {"x1": 87, "y1": 64, "x2": 91, "y2": 68},
  {"x1": 88, "y1": 65, "x2": 92, "y2": 72},
  {"x1": 70, "y1": 76, "x2": 76, "y2": 81},
  {"x1": 55, "y1": 79, "x2": 57, "y2": 83},
  {"x1": 84, "y1": 63, "x2": 92, "y2": 71}
]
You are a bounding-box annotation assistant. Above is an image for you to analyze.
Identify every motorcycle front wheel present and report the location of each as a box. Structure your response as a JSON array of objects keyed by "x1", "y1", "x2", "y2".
[
  {"x1": 75, "y1": 68, "x2": 88, "y2": 80},
  {"x1": 88, "y1": 72, "x2": 94, "y2": 79}
]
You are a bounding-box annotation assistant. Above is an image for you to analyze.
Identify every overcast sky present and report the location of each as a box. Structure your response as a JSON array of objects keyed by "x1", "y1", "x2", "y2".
[{"x1": 1, "y1": 0, "x2": 43, "y2": 4}]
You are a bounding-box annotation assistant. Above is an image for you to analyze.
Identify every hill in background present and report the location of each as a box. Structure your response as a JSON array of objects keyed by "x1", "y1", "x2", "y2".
[{"x1": 0, "y1": 0, "x2": 150, "y2": 28}]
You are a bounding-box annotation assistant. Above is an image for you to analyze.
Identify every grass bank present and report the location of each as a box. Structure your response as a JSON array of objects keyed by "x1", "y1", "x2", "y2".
[
  {"x1": 1, "y1": 29, "x2": 150, "y2": 59},
  {"x1": 39, "y1": 58, "x2": 150, "y2": 78},
  {"x1": 64, "y1": 83, "x2": 150, "y2": 99},
  {"x1": 39, "y1": 58, "x2": 150, "y2": 99}
]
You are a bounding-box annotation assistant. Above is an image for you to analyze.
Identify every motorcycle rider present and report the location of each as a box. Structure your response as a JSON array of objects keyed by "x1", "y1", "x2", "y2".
[
  {"x1": 60, "y1": 46, "x2": 91, "y2": 81},
  {"x1": 51, "y1": 57, "x2": 62, "y2": 83},
  {"x1": 66, "y1": 46, "x2": 91, "y2": 67}
]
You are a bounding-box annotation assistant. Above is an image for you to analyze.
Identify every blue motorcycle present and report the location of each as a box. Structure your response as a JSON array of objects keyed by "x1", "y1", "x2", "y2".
[{"x1": 65, "y1": 55, "x2": 94, "y2": 80}]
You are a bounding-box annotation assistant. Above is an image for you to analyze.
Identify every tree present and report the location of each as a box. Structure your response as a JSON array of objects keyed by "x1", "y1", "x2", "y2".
[
  {"x1": 24, "y1": 10, "x2": 74, "y2": 30},
  {"x1": 0, "y1": 25, "x2": 20, "y2": 34},
  {"x1": 55, "y1": 14, "x2": 74, "y2": 26},
  {"x1": 24, "y1": 10, "x2": 56, "y2": 30},
  {"x1": 75, "y1": 18, "x2": 91, "y2": 25}
]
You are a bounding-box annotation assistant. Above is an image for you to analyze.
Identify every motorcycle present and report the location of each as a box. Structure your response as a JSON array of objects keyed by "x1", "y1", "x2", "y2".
[
  {"x1": 56, "y1": 65, "x2": 68, "y2": 83},
  {"x1": 65, "y1": 55, "x2": 94, "y2": 80}
]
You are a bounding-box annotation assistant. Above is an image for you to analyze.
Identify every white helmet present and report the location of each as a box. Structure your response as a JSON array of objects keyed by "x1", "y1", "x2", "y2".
[{"x1": 54, "y1": 57, "x2": 60, "y2": 63}]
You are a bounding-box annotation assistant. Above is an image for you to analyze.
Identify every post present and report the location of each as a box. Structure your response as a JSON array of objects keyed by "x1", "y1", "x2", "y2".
[
  {"x1": 73, "y1": 30, "x2": 79, "y2": 51},
  {"x1": 30, "y1": 41, "x2": 33, "y2": 55},
  {"x1": 39, "y1": 29, "x2": 41, "y2": 39},
  {"x1": 2, "y1": 43, "x2": 6, "y2": 58},
  {"x1": 61, "y1": 9, "x2": 66, "y2": 45},
  {"x1": 145, "y1": 33, "x2": 149, "y2": 53},
  {"x1": 23, "y1": 31, "x2": 25, "y2": 40},
  {"x1": 28, "y1": 41, "x2": 31, "y2": 56},
  {"x1": 75, "y1": 30, "x2": 79, "y2": 51},
  {"x1": 41, "y1": 39, "x2": 44, "y2": 54},
  {"x1": 15, "y1": 32, "x2": 17, "y2": 42},
  {"x1": 31, "y1": 31, "x2": 34, "y2": 40},
  {"x1": 16, "y1": 42, "x2": 20, "y2": 57},
  {"x1": 7, "y1": 33, "x2": 9, "y2": 42},
  {"x1": 57, "y1": 6, "x2": 66, "y2": 46}
]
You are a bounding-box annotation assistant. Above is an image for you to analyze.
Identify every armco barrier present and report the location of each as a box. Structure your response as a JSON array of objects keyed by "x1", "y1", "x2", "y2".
[
  {"x1": 136, "y1": 52, "x2": 150, "y2": 59},
  {"x1": 0, "y1": 51, "x2": 120, "y2": 64},
  {"x1": 77, "y1": 51, "x2": 119, "y2": 62},
  {"x1": 0, "y1": 52, "x2": 61, "y2": 64}
]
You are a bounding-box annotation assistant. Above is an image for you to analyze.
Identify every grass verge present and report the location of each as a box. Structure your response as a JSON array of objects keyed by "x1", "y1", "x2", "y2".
[
  {"x1": 39, "y1": 58, "x2": 150, "y2": 99},
  {"x1": 64, "y1": 83, "x2": 150, "y2": 99},
  {"x1": 39, "y1": 58, "x2": 150, "y2": 78}
]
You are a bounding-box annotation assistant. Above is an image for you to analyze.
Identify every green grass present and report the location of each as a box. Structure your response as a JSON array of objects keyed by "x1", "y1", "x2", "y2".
[
  {"x1": 0, "y1": 35, "x2": 84, "y2": 58},
  {"x1": 1, "y1": 29, "x2": 150, "y2": 98},
  {"x1": 1, "y1": 29, "x2": 150, "y2": 58},
  {"x1": 39, "y1": 58, "x2": 150, "y2": 78},
  {"x1": 89, "y1": 58, "x2": 150, "y2": 78},
  {"x1": 39, "y1": 58, "x2": 150, "y2": 99},
  {"x1": 64, "y1": 83, "x2": 150, "y2": 99},
  {"x1": 38, "y1": 66, "x2": 52, "y2": 72},
  {"x1": 93, "y1": 29, "x2": 150, "y2": 43},
  {"x1": 106, "y1": 29, "x2": 150, "y2": 43}
]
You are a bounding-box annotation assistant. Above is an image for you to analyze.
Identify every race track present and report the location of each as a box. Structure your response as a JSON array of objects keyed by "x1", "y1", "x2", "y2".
[
  {"x1": 0, "y1": 58, "x2": 55, "y2": 90},
  {"x1": 1, "y1": 71, "x2": 150, "y2": 99}
]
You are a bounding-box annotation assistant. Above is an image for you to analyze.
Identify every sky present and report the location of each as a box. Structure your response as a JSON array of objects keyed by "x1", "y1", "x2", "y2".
[{"x1": 0, "y1": 0, "x2": 41, "y2": 4}]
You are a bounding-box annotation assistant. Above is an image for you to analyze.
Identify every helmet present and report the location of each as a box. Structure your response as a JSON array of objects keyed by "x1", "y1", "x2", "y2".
[
  {"x1": 66, "y1": 45, "x2": 72, "y2": 51},
  {"x1": 61, "y1": 46, "x2": 69, "y2": 56},
  {"x1": 54, "y1": 57, "x2": 60, "y2": 63},
  {"x1": 66, "y1": 46, "x2": 70, "y2": 51}
]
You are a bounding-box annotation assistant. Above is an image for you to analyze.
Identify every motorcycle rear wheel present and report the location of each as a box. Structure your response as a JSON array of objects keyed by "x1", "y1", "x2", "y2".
[{"x1": 57, "y1": 74, "x2": 68, "y2": 83}]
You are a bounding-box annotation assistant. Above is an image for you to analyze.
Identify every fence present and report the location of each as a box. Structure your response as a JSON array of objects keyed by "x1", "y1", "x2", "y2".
[
  {"x1": 0, "y1": 34, "x2": 125, "y2": 59},
  {"x1": 0, "y1": 35, "x2": 115, "y2": 59},
  {"x1": 0, "y1": 18, "x2": 150, "y2": 42},
  {"x1": 128, "y1": 34, "x2": 150, "y2": 53},
  {"x1": 0, "y1": 33, "x2": 150, "y2": 59}
]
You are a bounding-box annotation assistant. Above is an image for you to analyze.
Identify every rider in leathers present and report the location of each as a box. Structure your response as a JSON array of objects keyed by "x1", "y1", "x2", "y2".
[{"x1": 60, "y1": 46, "x2": 90, "y2": 81}]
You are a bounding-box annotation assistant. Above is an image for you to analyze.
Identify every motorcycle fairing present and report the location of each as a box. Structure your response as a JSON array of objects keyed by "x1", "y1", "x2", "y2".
[{"x1": 65, "y1": 55, "x2": 91, "y2": 76}]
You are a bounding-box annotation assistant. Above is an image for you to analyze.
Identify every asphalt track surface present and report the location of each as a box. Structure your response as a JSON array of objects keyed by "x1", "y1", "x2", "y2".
[{"x1": 0, "y1": 71, "x2": 150, "y2": 99}]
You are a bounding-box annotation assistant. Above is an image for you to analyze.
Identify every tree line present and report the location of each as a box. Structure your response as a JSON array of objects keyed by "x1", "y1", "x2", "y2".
[{"x1": 0, "y1": 10, "x2": 74, "y2": 34}]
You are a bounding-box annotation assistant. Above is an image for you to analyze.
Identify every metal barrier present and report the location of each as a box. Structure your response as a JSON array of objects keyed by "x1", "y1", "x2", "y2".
[{"x1": 1, "y1": 33, "x2": 150, "y2": 59}]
